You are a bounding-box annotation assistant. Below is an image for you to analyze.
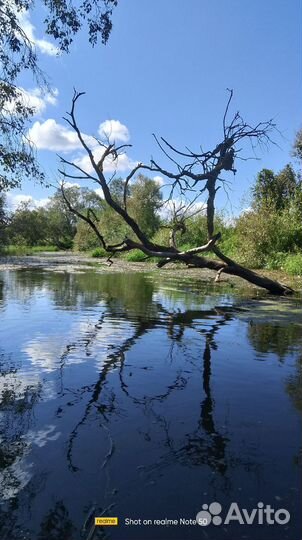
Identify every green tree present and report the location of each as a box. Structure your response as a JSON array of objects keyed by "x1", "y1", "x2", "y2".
[
  {"x1": 100, "y1": 204, "x2": 130, "y2": 242},
  {"x1": 51, "y1": 186, "x2": 107, "y2": 249},
  {"x1": 234, "y1": 206, "x2": 302, "y2": 268},
  {"x1": 109, "y1": 177, "x2": 128, "y2": 205},
  {"x1": 0, "y1": 194, "x2": 8, "y2": 247},
  {"x1": 252, "y1": 165, "x2": 298, "y2": 211},
  {"x1": 233, "y1": 160, "x2": 302, "y2": 269},
  {"x1": 72, "y1": 188, "x2": 104, "y2": 250},
  {"x1": 8, "y1": 202, "x2": 49, "y2": 246},
  {"x1": 72, "y1": 179, "x2": 162, "y2": 250},
  {"x1": 293, "y1": 127, "x2": 302, "y2": 165},
  {"x1": 179, "y1": 214, "x2": 209, "y2": 248},
  {"x1": 45, "y1": 187, "x2": 82, "y2": 248},
  {"x1": 6, "y1": 186, "x2": 100, "y2": 248},
  {"x1": 0, "y1": 194, "x2": 7, "y2": 224},
  {"x1": 74, "y1": 220, "x2": 100, "y2": 251},
  {"x1": 128, "y1": 175, "x2": 162, "y2": 237},
  {"x1": 0, "y1": 0, "x2": 117, "y2": 190}
]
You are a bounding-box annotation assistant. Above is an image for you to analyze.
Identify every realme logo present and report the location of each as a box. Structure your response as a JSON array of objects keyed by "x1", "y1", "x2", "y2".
[{"x1": 95, "y1": 517, "x2": 118, "y2": 526}]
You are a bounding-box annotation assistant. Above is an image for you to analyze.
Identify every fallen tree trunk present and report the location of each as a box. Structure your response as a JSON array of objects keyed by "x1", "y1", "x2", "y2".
[
  {"x1": 59, "y1": 91, "x2": 295, "y2": 297},
  {"x1": 184, "y1": 254, "x2": 293, "y2": 295},
  {"x1": 154, "y1": 243, "x2": 293, "y2": 295}
]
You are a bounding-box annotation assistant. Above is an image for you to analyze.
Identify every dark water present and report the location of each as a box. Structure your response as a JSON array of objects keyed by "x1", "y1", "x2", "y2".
[{"x1": 0, "y1": 269, "x2": 301, "y2": 540}]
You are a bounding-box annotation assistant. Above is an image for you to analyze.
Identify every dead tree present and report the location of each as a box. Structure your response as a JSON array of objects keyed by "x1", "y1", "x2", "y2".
[{"x1": 59, "y1": 90, "x2": 293, "y2": 295}]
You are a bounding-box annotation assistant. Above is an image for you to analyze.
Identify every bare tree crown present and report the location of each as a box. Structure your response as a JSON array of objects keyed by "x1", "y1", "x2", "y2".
[{"x1": 59, "y1": 90, "x2": 292, "y2": 295}]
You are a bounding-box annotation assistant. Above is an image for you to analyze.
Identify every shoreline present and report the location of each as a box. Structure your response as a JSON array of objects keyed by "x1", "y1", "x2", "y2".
[{"x1": 0, "y1": 252, "x2": 301, "y2": 293}]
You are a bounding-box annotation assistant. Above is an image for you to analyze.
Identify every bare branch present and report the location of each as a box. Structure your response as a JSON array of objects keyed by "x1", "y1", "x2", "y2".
[
  {"x1": 57, "y1": 91, "x2": 293, "y2": 295},
  {"x1": 60, "y1": 182, "x2": 107, "y2": 251},
  {"x1": 223, "y1": 88, "x2": 234, "y2": 137},
  {"x1": 123, "y1": 163, "x2": 143, "y2": 210}
]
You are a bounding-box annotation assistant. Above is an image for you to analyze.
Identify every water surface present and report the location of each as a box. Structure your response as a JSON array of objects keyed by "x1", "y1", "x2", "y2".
[{"x1": 0, "y1": 269, "x2": 301, "y2": 540}]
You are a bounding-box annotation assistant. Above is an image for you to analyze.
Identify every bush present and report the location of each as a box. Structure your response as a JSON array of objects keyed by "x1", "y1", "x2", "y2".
[
  {"x1": 265, "y1": 252, "x2": 287, "y2": 270},
  {"x1": 91, "y1": 247, "x2": 107, "y2": 258},
  {"x1": 283, "y1": 253, "x2": 302, "y2": 275},
  {"x1": 180, "y1": 215, "x2": 208, "y2": 247},
  {"x1": 233, "y1": 206, "x2": 302, "y2": 268},
  {"x1": 152, "y1": 228, "x2": 171, "y2": 246},
  {"x1": 0, "y1": 245, "x2": 59, "y2": 255},
  {"x1": 31, "y1": 245, "x2": 59, "y2": 253},
  {"x1": 178, "y1": 242, "x2": 195, "y2": 252},
  {"x1": 1, "y1": 245, "x2": 29, "y2": 255},
  {"x1": 125, "y1": 249, "x2": 146, "y2": 262}
]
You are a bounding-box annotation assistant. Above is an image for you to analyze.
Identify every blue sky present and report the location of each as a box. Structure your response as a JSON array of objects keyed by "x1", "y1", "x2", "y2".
[{"x1": 10, "y1": 0, "x2": 301, "y2": 215}]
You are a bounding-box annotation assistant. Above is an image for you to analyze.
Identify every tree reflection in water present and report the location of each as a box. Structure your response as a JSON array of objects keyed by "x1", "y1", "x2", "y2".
[
  {"x1": 0, "y1": 269, "x2": 301, "y2": 540},
  {"x1": 62, "y1": 303, "x2": 230, "y2": 473}
]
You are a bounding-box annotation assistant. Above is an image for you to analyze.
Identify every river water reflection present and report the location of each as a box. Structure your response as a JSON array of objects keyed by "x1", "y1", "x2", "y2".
[{"x1": 0, "y1": 269, "x2": 301, "y2": 540}]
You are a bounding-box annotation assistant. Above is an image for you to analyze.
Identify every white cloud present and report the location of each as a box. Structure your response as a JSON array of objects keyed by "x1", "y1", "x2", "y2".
[
  {"x1": 159, "y1": 198, "x2": 207, "y2": 220},
  {"x1": 24, "y1": 87, "x2": 59, "y2": 111},
  {"x1": 27, "y1": 116, "x2": 136, "y2": 174},
  {"x1": 166, "y1": 198, "x2": 206, "y2": 213},
  {"x1": 61, "y1": 181, "x2": 80, "y2": 189},
  {"x1": 18, "y1": 10, "x2": 59, "y2": 56},
  {"x1": 95, "y1": 188, "x2": 104, "y2": 198},
  {"x1": 28, "y1": 119, "x2": 85, "y2": 152},
  {"x1": 6, "y1": 193, "x2": 50, "y2": 211},
  {"x1": 188, "y1": 201, "x2": 207, "y2": 213},
  {"x1": 6, "y1": 87, "x2": 58, "y2": 116},
  {"x1": 28, "y1": 118, "x2": 133, "y2": 173},
  {"x1": 27, "y1": 118, "x2": 97, "y2": 152},
  {"x1": 35, "y1": 38, "x2": 58, "y2": 56},
  {"x1": 240, "y1": 206, "x2": 252, "y2": 215},
  {"x1": 153, "y1": 175, "x2": 164, "y2": 186},
  {"x1": 35, "y1": 198, "x2": 50, "y2": 208},
  {"x1": 24, "y1": 425, "x2": 61, "y2": 448},
  {"x1": 7, "y1": 194, "x2": 33, "y2": 209},
  {"x1": 98, "y1": 120, "x2": 130, "y2": 143},
  {"x1": 22, "y1": 318, "x2": 135, "y2": 373},
  {"x1": 75, "y1": 146, "x2": 137, "y2": 175},
  {"x1": 105, "y1": 153, "x2": 137, "y2": 173},
  {"x1": 23, "y1": 338, "x2": 64, "y2": 372}
]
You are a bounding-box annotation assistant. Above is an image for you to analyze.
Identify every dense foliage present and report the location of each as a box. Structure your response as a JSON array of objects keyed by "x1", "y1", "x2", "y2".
[
  {"x1": 0, "y1": 0, "x2": 117, "y2": 190},
  {"x1": 1, "y1": 176, "x2": 163, "y2": 250},
  {"x1": 221, "y1": 163, "x2": 302, "y2": 272},
  {"x1": 252, "y1": 165, "x2": 298, "y2": 211},
  {"x1": 293, "y1": 127, "x2": 302, "y2": 165}
]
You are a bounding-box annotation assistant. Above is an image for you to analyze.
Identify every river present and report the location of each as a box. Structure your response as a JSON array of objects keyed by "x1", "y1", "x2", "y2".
[{"x1": 0, "y1": 268, "x2": 301, "y2": 540}]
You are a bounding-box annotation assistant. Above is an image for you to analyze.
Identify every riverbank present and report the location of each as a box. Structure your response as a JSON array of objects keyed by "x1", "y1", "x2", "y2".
[{"x1": 0, "y1": 251, "x2": 301, "y2": 294}]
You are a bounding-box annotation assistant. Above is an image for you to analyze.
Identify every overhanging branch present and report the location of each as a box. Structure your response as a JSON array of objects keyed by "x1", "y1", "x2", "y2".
[{"x1": 57, "y1": 91, "x2": 294, "y2": 296}]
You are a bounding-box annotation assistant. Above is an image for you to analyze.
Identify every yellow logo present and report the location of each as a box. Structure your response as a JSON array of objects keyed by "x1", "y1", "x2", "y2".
[{"x1": 95, "y1": 517, "x2": 118, "y2": 526}]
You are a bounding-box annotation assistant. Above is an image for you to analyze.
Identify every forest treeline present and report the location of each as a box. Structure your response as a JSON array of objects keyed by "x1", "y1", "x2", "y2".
[{"x1": 1, "y1": 162, "x2": 302, "y2": 274}]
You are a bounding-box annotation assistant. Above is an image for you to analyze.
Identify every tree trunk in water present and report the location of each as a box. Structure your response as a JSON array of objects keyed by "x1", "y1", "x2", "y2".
[
  {"x1": 221, "y1": 264, "x2": 293, "y2": 295},
  {"x1": 188, "y1": 254, "x2": 293, "y2": 295}
]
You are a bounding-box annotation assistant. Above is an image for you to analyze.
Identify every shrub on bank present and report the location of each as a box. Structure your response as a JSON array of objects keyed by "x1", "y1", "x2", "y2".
[
  {"x1": 125, "y1": 249, "x2": 146, "y2": 262},
  {"x1": 0, "y1": 245, "x2": 59, "y2": 256},
  {"x1": 91, "y1": 247, "x2": 108, "y2": 258},
  {"x1": 283, "y1": 253, "x2": 302, "y2": 275},
  {"x1": 264, "y1": 252, "x2": 287, "y2": 270}
]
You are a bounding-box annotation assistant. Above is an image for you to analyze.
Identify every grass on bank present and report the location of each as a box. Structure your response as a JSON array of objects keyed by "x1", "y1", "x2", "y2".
[
  {"x1": 0, "y1": 245, "x2": 59, "y2": 256},
  {"x1": 1, "y1": 243, "x2": 302, "y2": 277},
  {"x1": 91, "y1": 247, "x2": 149, "y2": 262},
  {"x1": 91, "y1": 246, "x2": 302, "y2": 275}
]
